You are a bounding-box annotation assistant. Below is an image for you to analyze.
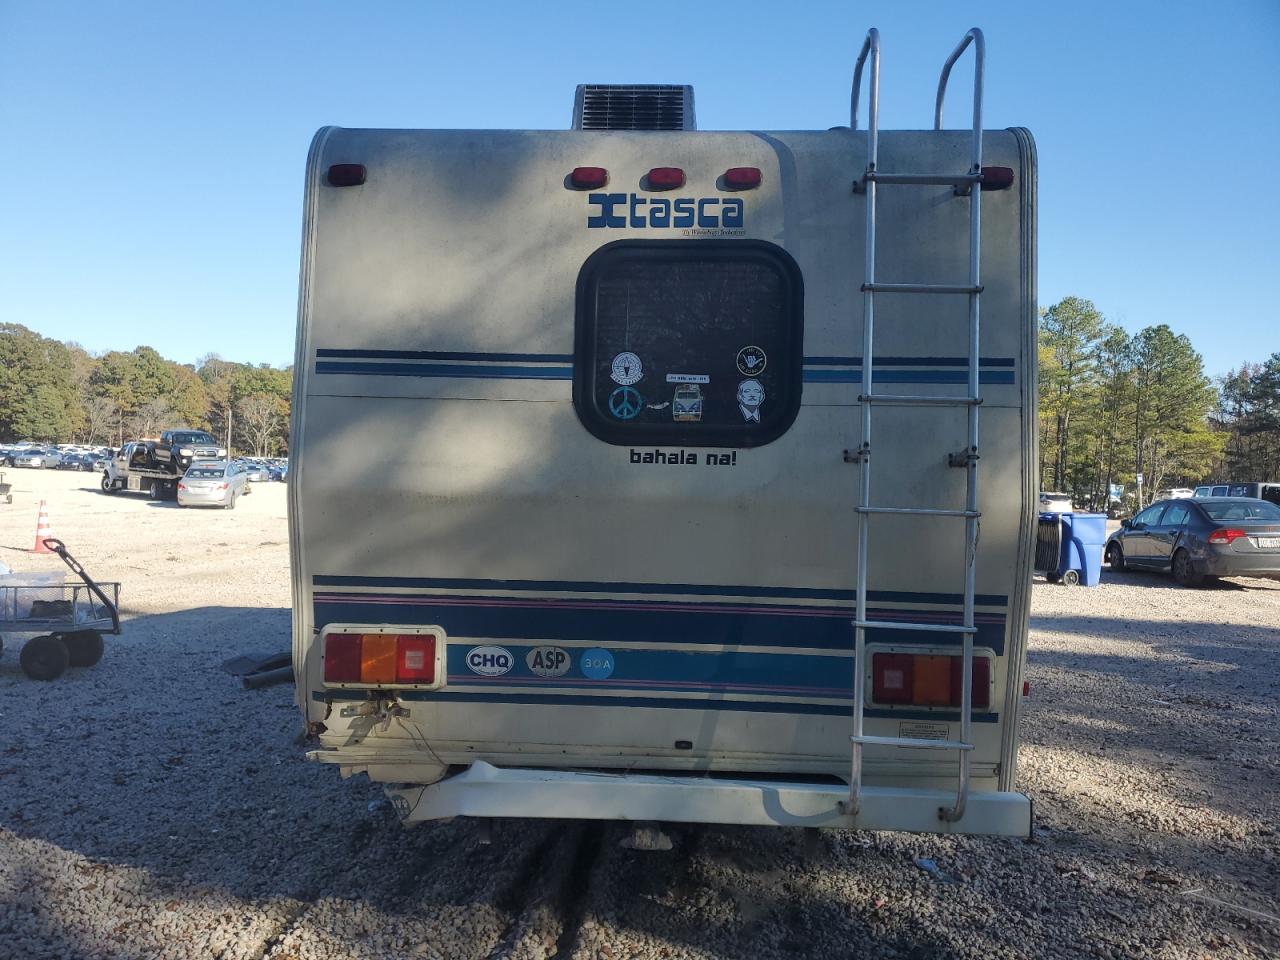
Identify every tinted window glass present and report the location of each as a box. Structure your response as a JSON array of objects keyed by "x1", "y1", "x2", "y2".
[
  {"x1": 1134, "y1": 504, "x2": 1165, "y2": 525},
  {"x1": 1227, "y1": 484, "x2": 1254, "y2": 498},
  {"x1": 574, "y1": 240, "x2": 803, "y2": 448},
  {"x1": 1201, "y1": 500, "x2": 1280, "y2": 520},
  {"x1": 187, "y1": 468, "x2": 224, "y2": 478},
  {"x1": 1162, "y1": 504, "x2": 1190, "y2": 526}
]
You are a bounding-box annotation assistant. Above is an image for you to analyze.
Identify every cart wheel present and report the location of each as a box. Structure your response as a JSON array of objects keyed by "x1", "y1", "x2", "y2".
[
  {"x1": 20, "y1": 635, "x2": 69, "y2": 681},
  {"x1": 1061, "y1": 569, "x2": 1081, "y2": 586},
  {"x1": 61, "y1": 630, "x2": 105, "y2": 668}
]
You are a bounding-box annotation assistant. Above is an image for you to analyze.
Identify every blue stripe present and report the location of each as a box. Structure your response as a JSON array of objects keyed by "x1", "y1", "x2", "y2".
[
  {"x1": 311, "y1": 690, "x2": 999, "y2": 722},
  {"x1": 311, "y1": 598, "x2": 1007, "y2": 655},
  {"x1": 805, "y1": 356, "x2": 1017, "y2": 367},
  {"x1": 316, "y1": 349, "x2": 574, "y2": 363},
  {"x1": 316, "y1": 361, "x2": 573, "y2": 380},
  {"x1": 311, "y1": 575, "x2": 1009, "y2": 608},
  {"x1": 803, "y1": 369, "x2": 1015, "y2": 384}
]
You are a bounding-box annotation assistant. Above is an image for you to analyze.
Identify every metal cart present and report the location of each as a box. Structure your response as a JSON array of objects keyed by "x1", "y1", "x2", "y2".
[
  {"x1": 0, "y1": 471, "x2": 12, "y2": 505},
  {"x1": 0, "y1": 538, "x2": 121, "y2": 680}
]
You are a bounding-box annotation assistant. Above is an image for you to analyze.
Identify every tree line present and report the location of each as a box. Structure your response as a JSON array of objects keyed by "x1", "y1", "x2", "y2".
[
  {"x1": 0, "y1": 323, "x2": 291, "y2": 456},
  {"x1": 1038, "y1": 296, "x2": 1277, "y2": 509}
]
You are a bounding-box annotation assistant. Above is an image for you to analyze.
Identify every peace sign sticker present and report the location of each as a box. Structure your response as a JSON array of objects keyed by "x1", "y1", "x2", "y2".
[{"x1": 608, "y1": 386, "x2": 643, "y2": 420}]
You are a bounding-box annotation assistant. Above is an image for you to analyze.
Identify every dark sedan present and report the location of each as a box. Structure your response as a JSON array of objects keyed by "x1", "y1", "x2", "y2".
[{"x1": 1105, "y1": 497, "x2": 1280, "y2": 586}]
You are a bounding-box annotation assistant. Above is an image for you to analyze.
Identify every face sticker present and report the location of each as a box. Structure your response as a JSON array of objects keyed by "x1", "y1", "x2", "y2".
[
  {"x1": 736, "y1": 346, "x2": 767, "y2": 378},
  {"x1": 580, "y1": 648, "x2": 616, "y2": 680},
  {"x1": 737, "y1": 379, "x2": 766, "y2": 422},
  {"x1": 611, "y1": 351, "x2": 644, "y2": 385},
  {"x1": 608, "y1": 386, "x2": 643, "y2": 420},
  {"x1": 466, "y1": 645, "x2": 513, "y2": 677},
  {"x1": 672, "y1": 385, "x2": 704, "y2": 422},
  {"x1": 526, "y1": 646, "x2": 571, "y2": 678}
]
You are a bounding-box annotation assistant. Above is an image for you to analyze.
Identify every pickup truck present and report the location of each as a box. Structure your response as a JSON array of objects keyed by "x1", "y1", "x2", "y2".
[{"x1": 154, "y1": 430, "x2": 226, "y2": 474}]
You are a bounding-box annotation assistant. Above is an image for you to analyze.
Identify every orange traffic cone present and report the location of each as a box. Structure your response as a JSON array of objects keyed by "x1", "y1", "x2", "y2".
[{"x1": 32, "y1": 500, "x2": 53, "y2": 553}]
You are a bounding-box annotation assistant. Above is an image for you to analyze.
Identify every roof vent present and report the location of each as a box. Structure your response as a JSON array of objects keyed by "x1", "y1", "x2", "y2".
[{"x1": 572, "y1": 84, "x2": 696, "y2": 131}]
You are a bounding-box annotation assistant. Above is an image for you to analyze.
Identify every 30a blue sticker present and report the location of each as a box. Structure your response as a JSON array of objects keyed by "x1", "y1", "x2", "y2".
[{"x1": 580, "y1": 648, "x2": 616, "y2": 680}]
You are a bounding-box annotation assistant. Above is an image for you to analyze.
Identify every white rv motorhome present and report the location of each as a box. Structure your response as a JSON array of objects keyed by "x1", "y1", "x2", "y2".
[{"x1": 291, "y1": 28, "x2": 1036, "y2": 836}]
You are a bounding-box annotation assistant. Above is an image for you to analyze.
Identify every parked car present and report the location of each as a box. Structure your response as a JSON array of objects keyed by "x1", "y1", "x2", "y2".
[
  {"x1": 236, "y1": 459, "x2": 272, "y2": 482},
  {"x1": 1105, "y1": 497, "x2": 1280, "y2": 586},
  {"x1": 1038, "y1": 491, "x2": 1073, "y2": 513},
  {"x1": 1222, "y1": 482, "x2": 1280, "y2": 505},
  {"x1": 13, "y1": 448, "x2": 63, "y2": 469},
  {"x1": 177, "y1": 460, "x2": 249, "y2": 509},
  {"x1": 56, "y1": 452, "x2": 87, "y2": 470}
]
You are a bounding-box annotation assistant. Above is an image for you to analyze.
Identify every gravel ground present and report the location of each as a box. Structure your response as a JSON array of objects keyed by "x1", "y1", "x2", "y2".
[{"x1": 0, "y1": 468, "x2": 1276, "y2": 960}]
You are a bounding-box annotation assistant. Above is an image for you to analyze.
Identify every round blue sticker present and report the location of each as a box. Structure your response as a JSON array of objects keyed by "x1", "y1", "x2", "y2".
[{"x1": 580, "y1": 648, "x2": 615, "y2": 680}]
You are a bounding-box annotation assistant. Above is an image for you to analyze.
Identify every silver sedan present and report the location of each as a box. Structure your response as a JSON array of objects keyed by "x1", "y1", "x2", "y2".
[{"x1": 177, "y1": 460, "x2": 249, "y2": 509}]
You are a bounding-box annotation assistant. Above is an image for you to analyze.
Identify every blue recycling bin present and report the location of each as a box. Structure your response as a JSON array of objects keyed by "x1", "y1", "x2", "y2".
[{"x1": 1034, "y1": 512, "x2": 1108, "y2": 586}]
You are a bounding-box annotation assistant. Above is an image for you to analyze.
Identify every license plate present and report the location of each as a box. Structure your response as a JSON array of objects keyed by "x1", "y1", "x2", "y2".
[{"x1": 1258, "y1": 537, "x2": 1280, "y2": 549}]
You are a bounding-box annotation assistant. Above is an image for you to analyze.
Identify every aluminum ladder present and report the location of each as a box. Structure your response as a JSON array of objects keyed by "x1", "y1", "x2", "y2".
[{"x1": 842, "y1": 27, "x2": 987, "y2": 823}]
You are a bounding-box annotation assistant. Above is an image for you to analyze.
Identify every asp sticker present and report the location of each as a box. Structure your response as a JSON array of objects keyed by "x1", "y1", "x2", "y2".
[
  {"x1": 466, "y1": 645, "x2": 514, "y2": 677},
  {"x1": 580, "y1": 648, "x2": 616, "y2": 680},
  {"x1": 611, "y1": 352, "x2": 644, "y2": 385},
  {"x1": 737, "y1": 379, "x2": 765, "y2": 422},
  {"x1": 672, "y1": 385, "x2": 704, "y2": 422},
  {"x1": 526, "y1": 646, "x2": 572, "y2": 678},
  {"x1": 736, "y1": 345, "x2": 767, "y2": 377}
]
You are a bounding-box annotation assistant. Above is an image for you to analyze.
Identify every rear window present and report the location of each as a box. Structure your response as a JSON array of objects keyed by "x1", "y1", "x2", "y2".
[
  {"x1": 1227, "y1": 484, "x2": 1256, "y2": 498},
  {"x1": 1201, "y1": 500, "x2": 1280, "y2": 521},
  {"x1": 573, "y1": 240, "x2": 803, "y2": 448},
  {"x1": 187, "y1": 467, "x2": 224, "y2": 479}
]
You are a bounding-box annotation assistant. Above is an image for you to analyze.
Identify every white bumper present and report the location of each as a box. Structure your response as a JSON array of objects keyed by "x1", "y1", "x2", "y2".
[{"x1": 382, "y1": 761, "x2": 1031, "y2": 836}]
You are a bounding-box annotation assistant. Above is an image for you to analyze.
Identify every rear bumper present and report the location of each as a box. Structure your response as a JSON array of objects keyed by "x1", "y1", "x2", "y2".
[
  {"x1": 1198, "y1": 552, "x2": 1280, "y2": 579},
  {"x1": 178, "y1": 493, "x2": 229, "y2": 507},
  {"x1": 382, "y1": 761, "x2": 1032, "y2": 836}
]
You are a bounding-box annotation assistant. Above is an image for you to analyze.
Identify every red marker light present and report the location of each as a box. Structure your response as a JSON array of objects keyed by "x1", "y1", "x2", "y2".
[
  {"x1": 327, "y1": 163, "x2": 367, "y2": 187},
  {"x1": 569, "y1": 166, "x2": 608, "y2": 190},
  {"x1": 724, "y1": 167, "x2": 762, "y2": 190},
  {"x1": 979, "y1": 166, "x2": 1015, "y2": 191},
  {"x1": 647, "y1": 167, "x2": 685, "y2": 190}
]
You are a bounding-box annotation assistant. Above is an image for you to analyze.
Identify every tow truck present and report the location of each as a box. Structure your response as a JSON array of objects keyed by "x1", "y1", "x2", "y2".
[{"x1": 101, "y1": 440, "x2": 186, "y2": 500}]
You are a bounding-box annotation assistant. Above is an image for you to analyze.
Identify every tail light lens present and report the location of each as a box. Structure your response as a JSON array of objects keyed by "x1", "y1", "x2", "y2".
[
  {"x1": 569, "y1": 166, "x2": 608, "y2": 189},
  {"x1": 723, "y1": 166, "x2": 762, "y2": 189},
  {"x1": 323, "y1": 630, "x2": 439, "y2": 686},
  {"x1": 1208, "y1": 528, "x2": 1247, "y2": 544},
  {"x1": 177, "y1": 483, "x2": 186, "y2": 491},
  {"x1": 872, "y1": 652, "x2": 990, "y2": 709},
  {"x1": 646, "y1": 167, "x2": 685, "y2": 190}
]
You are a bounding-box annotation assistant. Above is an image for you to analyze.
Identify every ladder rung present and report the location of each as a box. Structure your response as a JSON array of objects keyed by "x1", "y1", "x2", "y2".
[
  {"x1": 864, "y1": 172, "x2": 980, "y2": 186},
  {"x1": 854, "y1": 620, "x2": 978, "y2": 635},
  {"x1": 855, "y1": 506, "x2": 981, "y2": 517},
  {"x1": 859, "y1": 394, "x2": 982, "y2": 407},
  {"x1": 852, "y1": 735, "x2": 974, "y2": 751},
  {"x1": 861, "y1": 283, "x2": 983, "y2": 295}
]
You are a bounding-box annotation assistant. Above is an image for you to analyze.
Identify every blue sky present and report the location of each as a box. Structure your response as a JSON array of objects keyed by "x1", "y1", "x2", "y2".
[{"x1": 1, "y1": 1, "x2": 1276, "y2": 376}]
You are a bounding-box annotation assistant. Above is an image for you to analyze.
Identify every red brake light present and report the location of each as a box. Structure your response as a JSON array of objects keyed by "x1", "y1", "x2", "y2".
[
  {"x1": 396, "y1": 634, "x2": 436, "y2": 683},
  {"x1": 1208, "y1": 528, "x2": 1247, "y2": 544},
  {"x1": 324, "y1": 633, "x2": 362, "y2": 683},
  {"x1": 646, "y1": 167, "x2": 685, "y2": 190},
  {"x1": 724, "y1": 167, "x2": 762, "y2": 190},
  {"x1": 327, "y1": 163, "x2": 367, "y2": 187},
  {"x1": 871, "y1": 652, "x2": 990, "y2": 709},
  {"x1": 177, "y1": 483, "x2": 186, "y2": 491},
  {"x1": 569, "y1": 166, "x2": 608, "y2": 190}
]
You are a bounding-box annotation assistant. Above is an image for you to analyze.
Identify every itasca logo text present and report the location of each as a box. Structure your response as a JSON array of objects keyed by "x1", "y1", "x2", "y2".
[{"x1": 587, "y1": 193, "x2": 744, "y2": 229}]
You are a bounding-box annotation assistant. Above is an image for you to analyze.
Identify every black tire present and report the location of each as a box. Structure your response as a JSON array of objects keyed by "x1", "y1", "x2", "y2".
[
  {"x1": 149, "y1": 479, "x2": 163, "y2": 500},
  {"x1": 1172, "y1": 549, "x2": 1204, "y2": 587},
  {"x1": 101, "y1": 472, "x2": 114, "y2": 493},
  {"x1": 1106, "y1": 543, "x2": 1126, "y2": 572},
  {"x1": 1045, "y1": 572, "x2": 1060, "y2": 584},
  {"x1": 61, "y1": 631, "x2": 105, "y2": 668},
  {"x1": 224, "y1": 492, "x2": 236, "y2": 510},
  {"x1": 20, "y1": 635, "x2": 69, "y2": 681}
]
